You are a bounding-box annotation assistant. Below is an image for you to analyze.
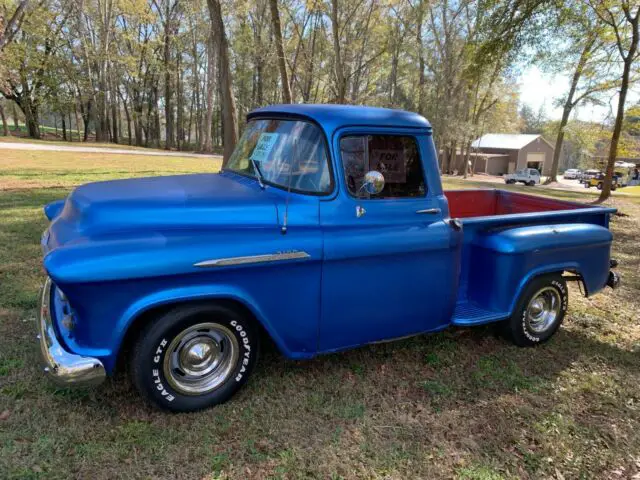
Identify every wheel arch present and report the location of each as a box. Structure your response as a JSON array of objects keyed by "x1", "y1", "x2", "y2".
[
  {"x1": 114, "y1": 291, "x2": 286, "y2": 373},
  {"x1": 507, "y1": 265, "x2": 579, "y2": 316}
]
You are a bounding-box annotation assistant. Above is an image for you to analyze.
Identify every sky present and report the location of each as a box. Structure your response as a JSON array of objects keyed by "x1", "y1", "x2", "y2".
[{"x1": 518, "y1": 65, "x2": 639, "y2": 124}]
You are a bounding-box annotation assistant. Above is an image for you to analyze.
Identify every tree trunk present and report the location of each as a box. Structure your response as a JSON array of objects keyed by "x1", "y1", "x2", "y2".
[
  {"x1": 207, "y1": 0, "x2": 238, "y2": 162},
  {"x1": 62, "y1": 114, "x2": 67, "y2": 141},
  {"x1": 74, "y1": 104, "x2": 81, "y2": 142},
  {"x1": 12, "y1": 103, "x2": 19, "y2": 131},
  {"x1": 133, "y1": 90, "x2": 143, "y2": 146},
  {"x1": 597, "y1": 16, "x2": 638, "y2": 203},
  {"x1": 121, "y1": 93, "x2": 132, "y2": 146},
  {"x1": 111, "y1": 90, "x2": 119, "y2": 144},
  {"x1": 81, "y1": 99, "x2": 91, "y2": 142},
  {"x1": 330, "y1": 0, "x2": 346, "y2": 103},
  {"x1": 416, "y1": 0, "x2": 425, "y2": 114},
  {"x1": 302, "y1": 12, "x2": 319, "y2": 102},
  {"x1": 463, "y1": 141, "x2": 471, "y2": 178},
  {"x1": 203, "y1": 31, "x2": 215, "y2": 152},
  {"x1": 269, "y1": 0, "x2": 291, "y2": 103},
  {"x1": 19, "y1": 98, "x2": 41, "y2": 139},
  {"x1": 176, "y1": 56, "x2": 184, "y2": 150},
  {"x1": 68, "y1": 111, "x2": 73, "y2": 142},
  {"x1": 164, "y1": 4, "x2": 174, "y2": 150},
  {"x1": 0, "y1": 105, "x2": 8, "y2": 136},
  {"x1": 187, "y1": 90, "x2": 194, "y2": 147}
]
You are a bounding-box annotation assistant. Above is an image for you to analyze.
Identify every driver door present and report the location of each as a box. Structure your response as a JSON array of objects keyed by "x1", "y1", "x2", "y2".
[{"x1": 318, "y1": 130, "x2": 460, "y2": 352}]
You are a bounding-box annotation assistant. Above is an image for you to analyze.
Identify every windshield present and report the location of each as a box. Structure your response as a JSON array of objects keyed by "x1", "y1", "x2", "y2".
[{"x1": 225, "y1": 118, "x2": 332, "y2": 194}]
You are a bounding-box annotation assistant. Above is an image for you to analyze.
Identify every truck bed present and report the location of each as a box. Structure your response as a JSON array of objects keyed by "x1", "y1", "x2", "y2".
[
  {"x1": 444, "y1": 189, "x2": 585, "y2": 219},
  {"x1": 443, "y1": 189, "x2": 615, "y2": 327}
]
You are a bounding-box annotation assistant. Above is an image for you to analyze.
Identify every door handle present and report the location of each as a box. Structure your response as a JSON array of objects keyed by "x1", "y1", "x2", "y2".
[{"x1": 416, "y1": 208, "x2": 441, "y2": 214}]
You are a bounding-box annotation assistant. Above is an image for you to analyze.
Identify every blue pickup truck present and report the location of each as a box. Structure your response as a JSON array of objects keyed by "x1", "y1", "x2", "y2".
[{"x1": 38, "y1": 105, "x2": 620, "y2": 412}]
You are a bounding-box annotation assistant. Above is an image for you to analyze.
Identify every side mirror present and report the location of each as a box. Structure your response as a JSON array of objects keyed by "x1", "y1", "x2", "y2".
[{"x1": 361, "y1": 170, "x2": 385, "y2": 195}]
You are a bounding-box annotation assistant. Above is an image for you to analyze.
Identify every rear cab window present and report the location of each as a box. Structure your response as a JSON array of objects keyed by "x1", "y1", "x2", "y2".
[{"x1": 339, "y1": 135, "x2": 426, "y2": 198}]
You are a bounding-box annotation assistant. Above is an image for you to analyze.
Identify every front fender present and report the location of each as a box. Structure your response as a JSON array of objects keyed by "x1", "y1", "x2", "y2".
[
  {"x1": 114, "y1": 284, "x2": 300, "y2": 362},
  {"x1": 44, "y1": 199, "x2": 65, "y2": 221}
]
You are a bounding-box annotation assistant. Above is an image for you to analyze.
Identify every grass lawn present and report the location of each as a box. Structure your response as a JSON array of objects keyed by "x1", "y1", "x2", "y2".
[{"x1": 1, "y1": 150, "x2": 639, "y2": 479}]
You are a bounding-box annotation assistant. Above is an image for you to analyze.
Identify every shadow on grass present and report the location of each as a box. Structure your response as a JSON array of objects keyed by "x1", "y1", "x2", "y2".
[{"x1": 16, "y1": 323, "x2": 634, "y2": 479}]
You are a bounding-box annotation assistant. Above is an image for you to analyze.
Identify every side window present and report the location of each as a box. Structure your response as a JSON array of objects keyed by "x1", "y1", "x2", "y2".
[{"x1": 340, "y1": 135, "x2": 426, "y2": 198}]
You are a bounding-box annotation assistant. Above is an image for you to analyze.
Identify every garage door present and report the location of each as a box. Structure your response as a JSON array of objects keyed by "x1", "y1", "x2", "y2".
[{"x1": 526, "y1": 152, "x2": 545, "y2": 172}]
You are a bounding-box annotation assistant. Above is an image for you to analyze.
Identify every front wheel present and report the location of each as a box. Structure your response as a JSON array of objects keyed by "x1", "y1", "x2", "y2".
[
  {"x1": 131, "y1": 304, "x2": 259, "y2": 412},
  {"x1": 501, "y1": 274, "x2": 568, "y2": 347},
  {"x1": 527, "y1": 180, "x2": 535, "y2": 186}
]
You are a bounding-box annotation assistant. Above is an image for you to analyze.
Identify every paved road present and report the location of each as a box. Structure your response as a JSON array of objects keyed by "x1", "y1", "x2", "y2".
[
  {"x1": 0, "y1": 141, "x2": 222, "y2": 159},
  {"x1": 448, "y1": 173, "x2": 588, "y2": 191}
]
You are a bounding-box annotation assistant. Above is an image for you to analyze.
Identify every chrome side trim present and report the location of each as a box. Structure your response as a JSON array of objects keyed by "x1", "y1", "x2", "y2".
[
  {"x1": 416, "y1": 208, "x2": 441, "y2": 214},
  {"x1": 37, "y1": 277, "x2": 106, "y2": 387},
  {"x1": 194, "y1": 251, "x2": 311, "y2": 268}
]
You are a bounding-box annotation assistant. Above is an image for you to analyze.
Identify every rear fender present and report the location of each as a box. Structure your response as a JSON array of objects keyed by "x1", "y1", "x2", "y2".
[{"x1": 471, "y1": 223, "x2": 612, "y2": 314}]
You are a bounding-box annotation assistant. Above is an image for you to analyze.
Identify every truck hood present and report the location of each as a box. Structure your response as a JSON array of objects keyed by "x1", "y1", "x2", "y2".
[{"x1": 45, "y1": 172, "x2": 278, "y2": 251}]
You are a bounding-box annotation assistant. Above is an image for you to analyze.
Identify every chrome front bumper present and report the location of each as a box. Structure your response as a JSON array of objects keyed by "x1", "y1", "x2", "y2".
[{"x1": 37, "y1": 277, "x2": 106, "y2": 387}]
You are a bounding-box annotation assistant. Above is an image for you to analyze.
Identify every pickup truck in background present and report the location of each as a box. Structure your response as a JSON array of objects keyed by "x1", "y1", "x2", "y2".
[
  {"x1": 504, "y1": 167, "x2": 541, "y2": 186},
  {"x1": 39, "y1": 105, "x2": 620, "y2": 412}
]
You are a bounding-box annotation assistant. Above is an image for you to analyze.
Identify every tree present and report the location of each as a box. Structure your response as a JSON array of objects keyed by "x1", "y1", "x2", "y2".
[
  {"x1": 543, "y1": 6, "x2": 614, "y2": 183},
  {"x1": 0, "y1": 0, "x2": 30, "y2": 51},
  {"x1": 207, "y1": 0, "x2": 237, "y2": 162},
  {"x1": 0, "y1": 0, "x2": 592, "y2": 158},
  {"x1": 1, "y1": 1, "x2": 71, "y2": 138},
  {"x1": 269, "y1": 0, "x2": 290, "y2": 103},
  {"x1": 587, "y1": 0, "x2": 639, "y2": 202},
  {"x1": 153, "y1": 0, "x2": 181, "y2": 149},
  {"x1": 519, "y1": 104, "x2": 547, "y2": 134}
]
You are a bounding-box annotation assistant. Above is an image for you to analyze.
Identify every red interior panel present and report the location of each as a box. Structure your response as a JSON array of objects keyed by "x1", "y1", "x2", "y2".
[{"x1": 444, "y1": 190, "x2": 584, "y2": 219}]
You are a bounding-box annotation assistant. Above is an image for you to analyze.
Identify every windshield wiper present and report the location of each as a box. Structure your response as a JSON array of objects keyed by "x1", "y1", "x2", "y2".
[{"x1": 250, "y1": 157, "x2": 266, "y2": 190}]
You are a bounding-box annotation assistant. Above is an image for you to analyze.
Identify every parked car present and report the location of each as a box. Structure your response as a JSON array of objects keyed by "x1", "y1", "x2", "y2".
[
  {"x1": 579, "y1": 169, "x2": 602, "y2": 184},
  {"x1": 38, "y1": 105, "x2": 620, "y2": 412},
  {"x1": 504, "y1": 168, "x2": 541, "y2": 186},
  {"x1": 563, "y1": 168, "x2": 581, "y2": 180},
  {"x1": 584, "y1": 172, "x2": 618, "y2": 191}
]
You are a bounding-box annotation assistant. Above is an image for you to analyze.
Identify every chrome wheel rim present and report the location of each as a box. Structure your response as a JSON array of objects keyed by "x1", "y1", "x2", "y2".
[
  {"x1": 163, "y1": 322, "x2": 239, "y2": 395},
  {"x1": 526, "y1": 287, "x2": 561, "y2": 334}
]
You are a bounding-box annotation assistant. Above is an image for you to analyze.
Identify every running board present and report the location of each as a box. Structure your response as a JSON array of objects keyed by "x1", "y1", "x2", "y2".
[{"x1": 451, "y1": 301, "x2": 508, "y2": 326}]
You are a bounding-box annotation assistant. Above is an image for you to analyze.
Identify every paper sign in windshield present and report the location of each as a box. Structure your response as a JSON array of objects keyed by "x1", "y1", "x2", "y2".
[{"x1": 250, "y1": 133, "x2": 279, "y2": 163}]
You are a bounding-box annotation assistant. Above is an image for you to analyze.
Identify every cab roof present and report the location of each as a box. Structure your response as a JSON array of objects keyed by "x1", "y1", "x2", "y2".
[{"x1": 247, "y1": 104, "x2": 432, "y2": 137}]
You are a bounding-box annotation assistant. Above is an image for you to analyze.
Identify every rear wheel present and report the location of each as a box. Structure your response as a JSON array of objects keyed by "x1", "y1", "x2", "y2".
[
  {"x1": 505, "y1": 179, "x2": 516, "y2": 185},
  {"x1": 502, "y1": 274, "x2": 568, "y2": 347},
  {"x1": 130, "y1": 304, "x2": 259, "y2": 412},
  {"x1": 597, "y1": 182, "x2": 603, "y2": 190}
]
